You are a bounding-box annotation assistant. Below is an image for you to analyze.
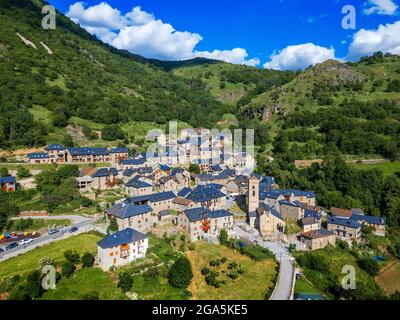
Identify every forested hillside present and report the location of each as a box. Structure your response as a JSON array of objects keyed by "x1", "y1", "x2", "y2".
[{"x1": 0, "y1": 0, "x2": 233, "y2": 148}]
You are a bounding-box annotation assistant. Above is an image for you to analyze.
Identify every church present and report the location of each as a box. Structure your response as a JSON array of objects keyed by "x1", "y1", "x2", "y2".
[{"x1": 247, "y1": 176, "x2": 286, "y2": 236}]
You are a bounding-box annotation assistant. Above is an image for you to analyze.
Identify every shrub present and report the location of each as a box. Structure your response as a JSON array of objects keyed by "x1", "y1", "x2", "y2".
[
  {"x1": 227, "y1": 271, "x2": 239, "y2": 280},
  {"x1": 205, "y1": 270, "x2": 221, "y2": 287},
  {"x1": 16, "y1": 166, "x2": 31, "y2": 179},
  {"x1": 201, "y1": 267, "x2": 211, "y2": 276},
  {"x1": 336, "y1": 239, "x2": 349, "y2": 250},
  {"x1": 209, "y1": 259, "x2": 221, "y2": 267},
  {"x1": 61, "y1": 262, "x2": 75, "y2": 278},
  {"x1": 102, "y1": 125, "x2": 125, "y2": 141},
  {"x1": 81, "y1": 252, "x2": 95, "y2": 268},
  {"x1": 188, "y1": 243, "x2": 195, "y2": 251},
  {"x1": 219, "y1": 229, "x2": 229, "y2": 245},
  {"x1": 357, "y1": 257, "x2": 380, "y2": 276},
  {"x1": 168, "y1": 256, "x2": 193, "y2": 289},
  {"x1": 118, "y1": 272, "x2": 133, "y2": 293},
  {"x1": 108, "y1": 217, "x2": 119, "y2": 233},
  {"x1": 228, "y1": 262, "x2": 238, "y2": 270},
  {"x1": 64, "y1": 250, "x2": 80, "y2": 266}
]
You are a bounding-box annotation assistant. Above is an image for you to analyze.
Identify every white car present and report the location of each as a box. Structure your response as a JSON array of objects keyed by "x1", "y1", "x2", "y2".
[{"x1": 18, "y1": 238, "x2": 33, "y2": 246}]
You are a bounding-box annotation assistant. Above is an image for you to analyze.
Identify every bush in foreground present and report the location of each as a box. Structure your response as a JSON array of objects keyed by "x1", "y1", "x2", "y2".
[{"x1": 168, "y1": 256, "x2": 193, "y2": 289}]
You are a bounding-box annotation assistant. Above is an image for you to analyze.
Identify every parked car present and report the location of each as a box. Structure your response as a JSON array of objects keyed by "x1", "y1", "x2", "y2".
[
  {"x1": 48, "y1": 228, "x2": 60, "y2": 235},
  {"x1": 69, "y1": 226, "x2": 78, "y2": 233},
  {"x1": 19, "y1": 238, "x2": 33, "y2": 246},
  {"x1": 5, "y1": 242, "x2": 18, "y2": 250}
]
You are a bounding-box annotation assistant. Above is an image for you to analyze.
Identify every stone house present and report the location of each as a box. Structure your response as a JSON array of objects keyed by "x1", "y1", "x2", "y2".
[
  {"x1": 177, "y1": 207, "x2": 234, "y2": 241},
  {"x1": 106, "y1": 202, "x2": 155, "y2": 232},
  {"x1": 256, "y1": 203, "x2": 286, "y2": 236},
  {"x1": 298, "y1": 229, "x2": 336, "y2": 251},
  {"x1": 91, "y1": 167, "x2": 119, "y2": 190},
  {"x1": 158, "y1": 176, "x2": 180, "y2": 193},
  {"x1": 278, "y1": 200, "x2": 305, "y2": 221},
  {"x1": 127, "y1": 191, "x2": 176, "y2": 214},
  {"x1": 351, "y1": 214, "x2": 386, "y2": 237},
  {"x1": 300, "y1": 217, "x2": 320, "y2": 232},
  {"x1": 327, "y1": 217, "x2": 361, "y2": 240},
  {"x1": 125, "y1": 177, "x2": 153, "y2": 197}
]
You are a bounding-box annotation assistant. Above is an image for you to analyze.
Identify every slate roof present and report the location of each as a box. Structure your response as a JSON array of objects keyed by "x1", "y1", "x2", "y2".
[
  {"x1": 127, "y1": 191, "x2": 176, "y2": 204},
  {"x1": 45, "y1": 144, "x2": 65, "y2": 151},
  {"x1": 186, "y1": 185, "x2": 226, "y2": 203},
  {"x1": 121, "y1": 158, "x2": 146, "y2": 166},
  {"x1": 68, "y1": 147, "x2": 109, "y2": 156},
  {"x1": 261, "y1": 176, "x2": 276, "y2": 186},
  {"x1": 327, "y1": 217, "x2": 361, "y2": 229},
  {"x1": 304, "y1": 210, "x2": 322, "y2": 220},
  {"x1": 92, "y1": 167, "x2": 118, "y2": 178},
  {"x1": 123, "y1": 169, "x2": 135, "y2": 177},
  {"x1": 222, "y1": 168, "x2": 236, "y2": 177},
  {"x1": 263, "y1": 189, "x2": 315, "y2": 200},
  {"x1": 106, "y1": 203, "x2": 153, "y2": 219},
  {"x1": 351, "y1": 214, "x2": 386, "y2": 226},
  {"x1": 178, "y1": 187, "x2": 191, "y2": 197},
  {"x1": 28, "y1": 152, "x2": 49, "y2": 159},
  {"x1": 126, "y1": 177, "x2": 152, "y2": 188},
  {"x1": 210, "y1": 165, "x2": 223, "y2": 172},
  {"x1": 259, "y1": 202, "x2": 284, "y2": 221},
  {"x1": 183, "y1": 207, "x2": 233, "y2": 223},
  {"x1": 0, "y1": 176, "x2": 16, "y2": 184},
  {"x1": 279, "y1": 200, "x2": 300, "y2": 208},
  {"x1": 97, "y1": 228, "x2": 147, "y2": 249},
  {"x1": 159, "y1": 164, "x2": 170, "y2": 171},
  {"x1": 110, "y1": 148, "x2": 129, "y2": 154}
]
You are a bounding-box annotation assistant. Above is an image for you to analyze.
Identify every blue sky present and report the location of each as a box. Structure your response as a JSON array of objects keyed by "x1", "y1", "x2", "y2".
[{"x1": 48, "y1": 0, "x2": 400, "y2": 69}]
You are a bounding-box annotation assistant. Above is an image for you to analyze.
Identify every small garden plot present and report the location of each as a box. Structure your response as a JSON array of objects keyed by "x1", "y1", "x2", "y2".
[{"x1": 187, "y1": 242, "x2": 277, "y2": 300}]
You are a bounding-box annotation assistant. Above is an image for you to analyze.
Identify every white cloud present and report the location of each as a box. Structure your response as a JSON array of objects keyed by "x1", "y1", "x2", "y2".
[
  {"x1": 363, "y1": 0, "x2": 398, "y2": 15},
  {"x1": 66, "y1": 1, "x2": 259, "y2": 65},
  {"x1": 195, "y1": 48, "x2": 260, "y2": 67},
  {"x1": 347, "y1": 20, "x2": 400, "y2": 59},
  {"x1": 263, "y1": 43, "x2": 336, "y2": 70},
  {"x1": 113, "y1": 21, "x2": 202, "y2": 61},
  {"x1": 67, "y1": 2, "x2": 126, "y2": 30}
]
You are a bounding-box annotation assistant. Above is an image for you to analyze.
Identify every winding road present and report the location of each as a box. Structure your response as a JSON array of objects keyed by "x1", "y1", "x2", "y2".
[{"x1": 235, "y1": 223, "x2": 295, "y2": 300}]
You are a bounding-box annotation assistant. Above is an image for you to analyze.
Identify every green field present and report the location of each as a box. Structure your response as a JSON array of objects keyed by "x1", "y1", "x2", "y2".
[
  {"x1": 29, "y1": 105, "x2": 52, "y2": 125},
  {"x1": 186, "y1": 242, "x2": 277, "y2": 300},
  {"x1": 348, "y1": 161, "x2": 400, "y2": 176},
  {"x1": 0, "y1": 233, "x2": 101, "y2": 279},
  {"x1": 41, "y1": 268, "x2": 127, "y2": 300},
  {"x1": 294, "y1": 277, "x2": 322, "y2": 295}
]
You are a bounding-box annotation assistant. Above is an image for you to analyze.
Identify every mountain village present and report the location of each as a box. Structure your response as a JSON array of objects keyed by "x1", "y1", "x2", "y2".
[{"x1": 0, "y1": 127, "x2": 387, "y2": 290}]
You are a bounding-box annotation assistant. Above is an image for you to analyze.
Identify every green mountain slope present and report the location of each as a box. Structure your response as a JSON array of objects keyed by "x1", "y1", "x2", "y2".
[
  {"x1": 0, "y1": 0, "x2": 232, "y2": 149},
  {"x1": 171, "y1": 61, "x2": 295, "y2": 105},
  {"x1": 251, "y1": 54, "x2": 400, "y2": 161}
]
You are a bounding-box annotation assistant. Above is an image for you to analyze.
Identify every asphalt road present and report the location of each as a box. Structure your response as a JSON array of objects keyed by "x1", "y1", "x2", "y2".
[
  {"x1": 235, "y1": 223, "x2": 294, "y2": 300},
  {"x1": 0, "y1": 216, "x2": 98, "y2": 259}
]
